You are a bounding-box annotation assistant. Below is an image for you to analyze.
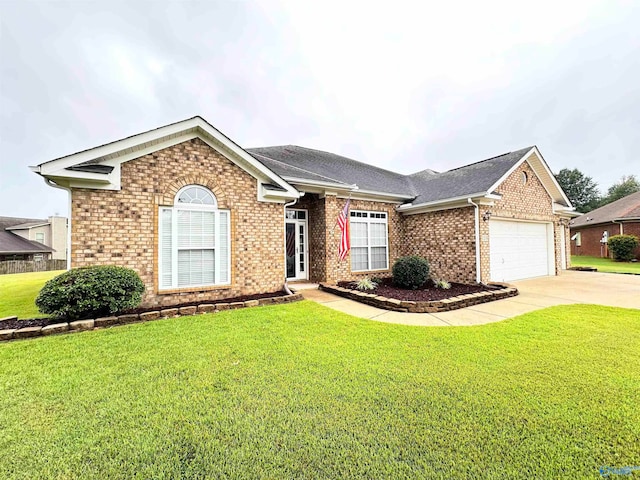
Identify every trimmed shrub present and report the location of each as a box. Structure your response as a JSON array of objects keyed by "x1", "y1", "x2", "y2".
[
  {"x1": 392, "y1": 256, "x2": 430, "y2": 290},
  {"x1": 36, "y1": 266, "x2": 145, "y2": 320},
  {"x1": 608, "y1": 234, "x2": 639, "y2": 261}
]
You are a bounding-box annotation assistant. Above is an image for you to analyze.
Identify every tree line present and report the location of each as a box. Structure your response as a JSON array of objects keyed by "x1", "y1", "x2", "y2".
[{"x1": 554, "y1": 170, "x2": 639, "y2": 214}]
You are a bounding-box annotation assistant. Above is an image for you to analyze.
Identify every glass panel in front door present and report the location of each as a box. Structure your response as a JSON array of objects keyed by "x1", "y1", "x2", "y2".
[
  {"x1": 286, "y1": 223, "x2": 296, "y2": 278},
  {"x1": 299, "y1": 224, "x2": 305, "y2": 273}
]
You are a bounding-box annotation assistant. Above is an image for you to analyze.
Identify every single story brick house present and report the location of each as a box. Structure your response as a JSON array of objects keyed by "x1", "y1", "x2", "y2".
[
  {"x1": 570, "y1": 191, "x2": 640, "y2": 259},
  {"x1": 32, "y1": 116, "x2": 574, "y2": 307}
]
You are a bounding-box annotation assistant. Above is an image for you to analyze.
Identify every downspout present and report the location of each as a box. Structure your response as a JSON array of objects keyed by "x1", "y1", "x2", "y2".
[
  {"x1": 45, "y1": 178, "x2": 72, "y2": 271},
  {"x1": 467, "y1": 198, "x2": 481, "y2": 283},
  {"x1": 612, "y1": 220, "x2": 624, "y2": 235},
  {"x1": 283, "y1": 196, "x2": 299, "y2": 295}
]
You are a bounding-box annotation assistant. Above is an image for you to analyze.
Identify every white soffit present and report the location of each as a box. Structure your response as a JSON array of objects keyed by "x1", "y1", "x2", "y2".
[{"x1": 32, "y1": 116, "x2": 299, "y2": 200}]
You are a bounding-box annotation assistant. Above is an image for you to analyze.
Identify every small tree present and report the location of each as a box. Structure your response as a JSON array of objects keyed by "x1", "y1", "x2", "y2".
[
  {"x1": 392, "y1": 256, "x2": 430, "y2": 289},
  {"x1": 607, "y1": 235, "x2": 639, "y2": 262},
  {"x1": 36, "y1": 266, "x2": 145, "y2": 320}
]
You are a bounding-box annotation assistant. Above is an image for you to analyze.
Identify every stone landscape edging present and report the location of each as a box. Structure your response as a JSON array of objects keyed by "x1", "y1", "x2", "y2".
[
  {"x1": 0, "y1": 293, "x2": 304, "y2": 342},
  {"x1": 319, "y1": 283, "x2": 518, "y2": 313}
]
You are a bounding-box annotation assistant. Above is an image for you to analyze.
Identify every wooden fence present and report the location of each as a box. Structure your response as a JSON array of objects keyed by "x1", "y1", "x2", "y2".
[{"x1": 0, "y1": 259, "x2": 67, "y2": 275}]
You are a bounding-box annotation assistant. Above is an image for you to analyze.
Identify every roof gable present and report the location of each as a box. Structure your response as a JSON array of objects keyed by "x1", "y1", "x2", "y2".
[
  {"x1": 486, "y1": 147, "x2": 572, "y2": 208},
  {"x1": 32, "y1": 117, "x2": 299, "y2": 202}
]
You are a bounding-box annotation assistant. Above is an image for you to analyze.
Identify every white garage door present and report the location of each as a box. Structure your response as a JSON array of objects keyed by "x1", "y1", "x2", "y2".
[{"x1": 489, "y1": 220, "x2": 552, "y2": 282}]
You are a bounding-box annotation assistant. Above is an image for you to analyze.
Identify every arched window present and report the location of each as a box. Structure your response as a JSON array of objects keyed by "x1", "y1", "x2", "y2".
[
  {"x1": 159, "y1": 185, "x2": 230, "y2": 289},
  {"x1": 176, "y1": 185, "x2": 217, "y2": 206}
]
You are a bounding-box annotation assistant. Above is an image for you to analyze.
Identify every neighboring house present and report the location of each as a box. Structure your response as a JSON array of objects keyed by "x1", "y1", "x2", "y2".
[
  {"x1": 0, "y1": 216, "x2": 67, "y2": 261},
  {"x1": 31, "y1": 116, "x2": 574, "y2": 308},
  {"x1": 570, "y1": 191, "x2": 640, "y2": 259}
]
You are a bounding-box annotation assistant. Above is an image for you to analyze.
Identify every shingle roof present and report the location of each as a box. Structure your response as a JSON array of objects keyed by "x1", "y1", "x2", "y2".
[
  {"x1": 408, "y1": 147, "x2": 534, "y2": 204},
  {"x1": 0, "y1": 217, "x2": 54, "y2": 254},
  {"x1": 249, "y1": 150, "x2": 352, "y2": 187},
  {"x1": 247, "y1": 145, "x2": 413, "y2": 196},
  {"x1": 571, "y1": 191, "x2": 640, "y2": 228},
  {"x1": 248, "y1": 145, "x2": 534, "y2": 204}
]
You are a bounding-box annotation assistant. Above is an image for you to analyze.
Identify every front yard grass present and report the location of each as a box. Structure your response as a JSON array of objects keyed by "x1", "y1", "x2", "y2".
[
  {"x1": 1, "y1": 301, "x2": 639, "y2": 479},
  {"x1": 571, "y1": 255, "x2": 640, "y2": 274},
  {"x1": 0, "y1": 270, "x2": 63, "y2": 319}
]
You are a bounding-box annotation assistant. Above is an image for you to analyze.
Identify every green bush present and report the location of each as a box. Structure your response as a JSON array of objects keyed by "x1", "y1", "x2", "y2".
[
  {"x1": 392, "y1": 256, "x2": 430, "y2": 289},
  {"x1": 608, "y1": 234, "x2": 639, "y2": 261},
  {"x1": 36, "y1": 266, "x2": 145, "y2": 320}
]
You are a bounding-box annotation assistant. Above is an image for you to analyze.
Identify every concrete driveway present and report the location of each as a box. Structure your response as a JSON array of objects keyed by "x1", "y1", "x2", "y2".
[{"x1": 298, "y1": 271, "x2": 640, "y2": 327}]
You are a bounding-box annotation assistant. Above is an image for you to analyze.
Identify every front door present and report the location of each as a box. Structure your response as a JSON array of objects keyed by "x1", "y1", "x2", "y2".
[{"x1": 285, "y1": 209, "x2": 308, "y2": 280}]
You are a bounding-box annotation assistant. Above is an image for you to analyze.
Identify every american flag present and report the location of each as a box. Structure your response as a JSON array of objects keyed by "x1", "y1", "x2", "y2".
[{"x1": 337, "y1": 198, "x2": 351, "y2": 261}]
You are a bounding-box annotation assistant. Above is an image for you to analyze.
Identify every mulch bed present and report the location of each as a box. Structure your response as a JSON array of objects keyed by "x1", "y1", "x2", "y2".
[
  {"x1": 337, "y1": 278, "x2": 495, "y2": 302},
  {"x1": 0, "y1": 290, "x2": 288, "y2": 331},
  {"x1": 0, "y1": 317, "x2": 53, "y2": 330}
]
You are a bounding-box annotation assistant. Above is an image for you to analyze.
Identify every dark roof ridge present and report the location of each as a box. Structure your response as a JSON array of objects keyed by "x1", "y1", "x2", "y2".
[
  {"x1": 409, "y1": 168, "x2": 439, "y2": 177},
  {"x1": 443, "y1": 146, "x2": 534, "y2": 174},
  {"x1": 249, "y1": 150, "x2": 350, "y2": 186}
]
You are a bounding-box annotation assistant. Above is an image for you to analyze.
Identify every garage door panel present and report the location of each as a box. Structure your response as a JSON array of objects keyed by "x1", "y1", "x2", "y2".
[{"x1": 489, "y1": 220, "x2": 550, "y2": 282}]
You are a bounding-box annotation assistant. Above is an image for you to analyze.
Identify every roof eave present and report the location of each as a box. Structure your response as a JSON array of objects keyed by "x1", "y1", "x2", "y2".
[
  {"x1": 287, "y1": 177, "x2": 414, "y2": 202},
  {"x1": 0, "y1": 248, "x2": 54, "y2": 254},
  {"x1": 572, "y1": 216, "x2": 640, "y2": 228},
  {"x1": 397, "y1": 192, "x2": 498, "y2": 214},
  {"x1": 6, "y1": 222, "x2": 50, "y2": 230},
  {"x1": 34, "y1": 116, "x2": 299, "y2": 201}
]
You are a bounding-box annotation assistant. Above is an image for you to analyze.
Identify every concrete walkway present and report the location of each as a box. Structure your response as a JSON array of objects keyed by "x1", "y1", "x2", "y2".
[{"x1": 292, "y1": 271, "x2": 640, "y2": 327}]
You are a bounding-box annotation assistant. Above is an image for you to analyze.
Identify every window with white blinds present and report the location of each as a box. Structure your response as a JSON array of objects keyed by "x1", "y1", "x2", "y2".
[
  {"x1": 350, "y1": 210, "x2": 389, "y2": 271},
  {"x1": 159, "y1": 186, "x2": 230, "y2": 289}
]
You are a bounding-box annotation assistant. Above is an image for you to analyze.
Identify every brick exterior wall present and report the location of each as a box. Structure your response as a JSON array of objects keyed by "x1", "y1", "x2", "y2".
[
  {"x1": 69, "y1": 142, "x2": 573, "y2": 297},
  {"x1": 478, "y1": 156, "x2": 569, "y2": 282},
  {"x1": 294, "y1": 194, "x2": 326, "y2": 283},
  {"x1": 294, "y1": 194, "x2": 404, "y2": 284},
  {"x1": 402, "y1": 207, "x2": 477, "y2": 284},
  {"x1": 571, "y1": 222, "x2": 640, "y2": 259},
  {"x1": 70, "y1": 138, "x2": 286, "y2": 307},
  {"x1": 326, "y1": 196, "x2": 404, "y2": 284}
]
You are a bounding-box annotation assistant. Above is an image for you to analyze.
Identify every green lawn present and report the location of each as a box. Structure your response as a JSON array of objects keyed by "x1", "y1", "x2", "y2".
[
  {"x1": 571, "y1": 255, "x2": 640, "y2": 274},
  {"x1": 0, "y1": 270, "x2": 63, "y2": 319},
  {"x1": 1, "y1": 302, "x2": 638, "y2": 479}
]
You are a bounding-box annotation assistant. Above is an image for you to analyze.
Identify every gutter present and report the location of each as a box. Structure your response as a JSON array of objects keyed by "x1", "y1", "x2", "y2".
[
  {"x1": 397, "y1": 192, "x2": 499, "y2": 213},
  {"x1": 44, "y1": 178, "x2": 72, "y2": 270},
  {"x1": 467, "y1": 198, "x2": 482, "y2": 283}
]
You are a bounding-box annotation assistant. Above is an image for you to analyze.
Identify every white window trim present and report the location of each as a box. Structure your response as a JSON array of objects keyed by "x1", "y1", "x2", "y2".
[
  {"x1": 350, "y1": 210, "x2": 389, "y2": 272},
  {"x1": 158, "y1": 186, "x2": 231, "y2": 290}
]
